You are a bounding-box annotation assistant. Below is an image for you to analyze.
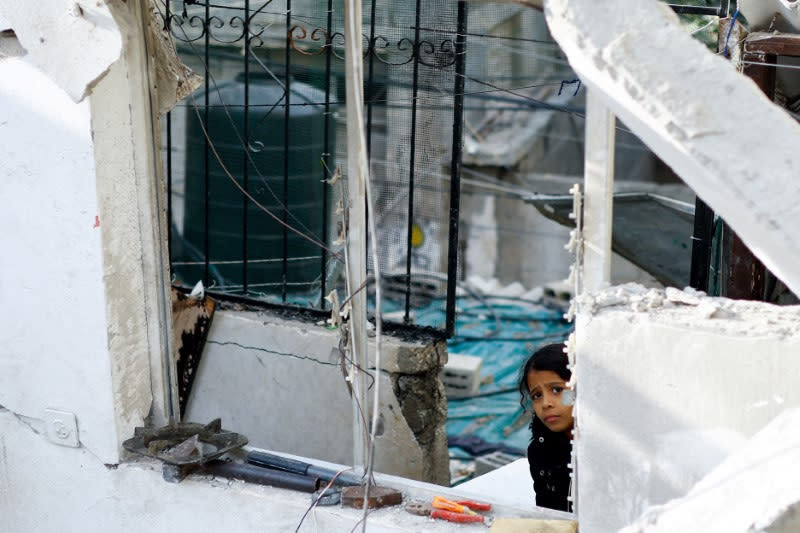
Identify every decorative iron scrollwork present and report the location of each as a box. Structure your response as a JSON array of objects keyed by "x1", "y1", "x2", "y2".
[
  {"x1": 164, "y1": 6, "x2": 459, "y2": 71},
  {"x1": 286, "y1": 23, "x2": 458, "y2": 69},
  {"x1": 288, "y1": 25, "x2": 328, "y2": 56}
]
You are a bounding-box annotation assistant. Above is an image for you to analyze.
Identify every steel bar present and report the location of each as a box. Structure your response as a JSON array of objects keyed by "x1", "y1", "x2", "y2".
[
  {"x1": 366, "y1": 0, "x2": 377, "y2": 158},
  {"x1": 242, "y1": 0, "x2": 251, "y2": 293},
  {"x1": 282, "y1": 0, "x2": 292, "y2": 302},
  {"x1": 166, "y1": 1, "x2": 173, "y2": 262},
  {"x1": 404, "y1": 0, "x2": 423, "y2": 324},
  {"x1": 343, "y1": 0, "x2": 371, "y2": 472},
  {"x1": 445, "y1": 0, "x2": 467, "y2": 338},
  {"x1": 320, "y1": 0, "x2": 334, "y2": 308},
  {"x1": 203, "y1": 0, "x2": 211, "y2": 287},
  {"x1": 689, "y1": 197, "x2": 714, "y2": 292},
  {"x1": 667, "y1": 4, "x2": 723, "y2": 17}
]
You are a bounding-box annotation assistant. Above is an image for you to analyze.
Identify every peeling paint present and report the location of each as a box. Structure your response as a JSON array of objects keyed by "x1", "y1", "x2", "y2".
[
  {"x1": 141, "y1": 0, "x2": 202, "y2": 114},
  {"x1": 172, "y1": 289, "x2": 215, "y2": 417}
]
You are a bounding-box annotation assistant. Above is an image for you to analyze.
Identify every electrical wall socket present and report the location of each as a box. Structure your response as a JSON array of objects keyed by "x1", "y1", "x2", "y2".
[{"x1": 43, "y1": 409, "x2": 79, "y2": 447}]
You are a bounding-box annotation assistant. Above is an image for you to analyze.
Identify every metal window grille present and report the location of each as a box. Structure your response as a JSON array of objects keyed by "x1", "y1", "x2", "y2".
[
  {"x1": 159, "y1": 1, "x2": 592, "y2": 335},
  {"x1": 161, "y1": 0, "x2": 473, "y2": 335}
]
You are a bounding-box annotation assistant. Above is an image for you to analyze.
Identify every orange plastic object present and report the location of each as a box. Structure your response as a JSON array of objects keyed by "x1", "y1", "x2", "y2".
[
  {"x1": 430, "y1": 509, "x2": 485, "y2": 523},
  {"x1": 432, "y1": 496, "x2": 478, "y2": 515},
  {"x1": 455, "y1": 500, "x2": 492, "y2": 512}
]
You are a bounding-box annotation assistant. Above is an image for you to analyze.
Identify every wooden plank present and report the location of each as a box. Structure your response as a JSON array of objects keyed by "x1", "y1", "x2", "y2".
[{"x1": 745, "y1": 32, "x2": 800, "y2": 56}]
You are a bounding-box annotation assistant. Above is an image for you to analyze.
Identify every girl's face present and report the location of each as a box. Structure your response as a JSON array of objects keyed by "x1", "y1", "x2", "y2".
[{"x1": 527, "y1": 369, "x2": 574, "y2": 434}]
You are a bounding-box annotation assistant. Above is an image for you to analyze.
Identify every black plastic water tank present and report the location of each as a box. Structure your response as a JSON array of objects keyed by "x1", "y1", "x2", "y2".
[{"x1": 178, "y1": 72, "x2": 331, "y2": 294}]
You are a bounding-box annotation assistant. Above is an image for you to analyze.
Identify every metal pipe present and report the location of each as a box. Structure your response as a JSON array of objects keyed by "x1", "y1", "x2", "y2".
[
  {"x1": 203, "y1": 460, "x2": 320, "y2": 493},
  {"x1": 247, "y1": 450, "x2": 362, "y2": 486}
]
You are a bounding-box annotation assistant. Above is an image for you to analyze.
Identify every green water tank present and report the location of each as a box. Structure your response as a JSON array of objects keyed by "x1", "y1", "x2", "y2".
[{"x1": 178, "y1": 73, "x2": 332, "y2": 294}]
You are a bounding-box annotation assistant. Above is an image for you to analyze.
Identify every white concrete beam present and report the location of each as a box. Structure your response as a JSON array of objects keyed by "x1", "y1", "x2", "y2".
[
  {"x1": 0, "y1": 0, "x2": 122, "y2": 101},
  {"x1": 544, "y1": 0, "x2": 800, "y2": 297},
  {"x1": 582, "y1": 90, "x2": 615, "y2": 292}
]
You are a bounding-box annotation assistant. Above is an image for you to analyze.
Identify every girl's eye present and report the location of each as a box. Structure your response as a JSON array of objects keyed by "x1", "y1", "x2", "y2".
[
  {"x1": 552, "y1": 386, "x2": 563, "y2": 395},
  {"x1": 531, "y1": 391, "x2": 542, "y2": 400}
]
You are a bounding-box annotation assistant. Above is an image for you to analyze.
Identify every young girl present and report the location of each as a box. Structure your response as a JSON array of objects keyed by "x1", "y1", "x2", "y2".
[{"x1": 518, "y1": 342, "x2": 574, "y2": 512}]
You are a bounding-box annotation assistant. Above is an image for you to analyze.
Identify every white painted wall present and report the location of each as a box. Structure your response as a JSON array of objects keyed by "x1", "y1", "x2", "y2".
[
  {"x1": 0, "y1": 0, "x2": 171, "y2": 468},
  {"x1": 574, "y1": 285, "x2": 800, "y2": 532},
  {"x1": 0, "y1": 57, "x2": 121, "y2": 463}
]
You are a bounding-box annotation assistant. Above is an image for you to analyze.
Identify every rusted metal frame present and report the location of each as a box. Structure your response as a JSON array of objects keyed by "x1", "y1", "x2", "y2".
[
  {"x1": 704, "y1": 31, "x2": 791, "y2": 300},
  {"x1": 741, "y1": 49, "x2": 777, "y2": 97},
  {"x1": 744, "y1": 32, "x2": 800, "y2": 57}
]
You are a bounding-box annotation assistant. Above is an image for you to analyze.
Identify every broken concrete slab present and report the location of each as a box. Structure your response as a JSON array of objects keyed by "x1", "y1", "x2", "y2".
[
  {"x1": 0, "y1": 0, "x2": 122, "y2": 101},
  {"x1": 623, "y1": 408, "x2": 800, "y2": 533},
  {"x1": 543, "y1": 0, "x2": 800, "y2": 298}
]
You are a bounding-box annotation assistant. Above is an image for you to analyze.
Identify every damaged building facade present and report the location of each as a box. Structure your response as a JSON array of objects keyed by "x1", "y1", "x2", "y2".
[{"x1": 3, "y1": 0, "x2": 800, "y2": 532}]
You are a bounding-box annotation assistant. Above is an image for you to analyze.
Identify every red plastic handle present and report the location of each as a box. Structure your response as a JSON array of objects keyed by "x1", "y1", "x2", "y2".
[
  {"x1": 431, "y1": 509, "x2": 485, "y2": 523},
  {"x1": 455, "y1": 500, "x2": 492, "y2": 512}
]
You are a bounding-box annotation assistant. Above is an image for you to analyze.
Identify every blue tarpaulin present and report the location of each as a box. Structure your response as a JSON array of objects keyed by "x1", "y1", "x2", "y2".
[{"x1": 415, "y1": 295, "x2": 573, "y2": 456}]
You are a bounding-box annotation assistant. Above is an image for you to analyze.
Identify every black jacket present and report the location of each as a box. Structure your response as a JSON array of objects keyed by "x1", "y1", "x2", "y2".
[{"x1": 527, "y1": 416, "x2": 572, "y2": 512}]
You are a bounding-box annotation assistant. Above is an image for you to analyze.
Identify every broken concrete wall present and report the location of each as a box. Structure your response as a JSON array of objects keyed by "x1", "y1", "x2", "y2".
[
  {"x1": 0, "y1": 409, "x2": 560, "y2": 532},
  {"x1": 0, "y1": 0, "x2": 178, "y2": 462},
  {"x1": 184, "y1": 308, "x2": 450, "y2": 484},
  {"x1": 574, "y1": 284, "x2": 800, "y2": 531}
]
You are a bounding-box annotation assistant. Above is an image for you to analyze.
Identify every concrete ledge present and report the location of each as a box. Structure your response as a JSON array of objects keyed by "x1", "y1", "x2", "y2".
[{"x1": 0, "y1": 409, "x2": 573, "y2": 532}]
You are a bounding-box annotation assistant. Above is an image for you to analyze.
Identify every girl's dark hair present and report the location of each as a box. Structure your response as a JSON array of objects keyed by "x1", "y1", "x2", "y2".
[{"x1": 518, "y1": 343, "x2": 570, "y2": 407}]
